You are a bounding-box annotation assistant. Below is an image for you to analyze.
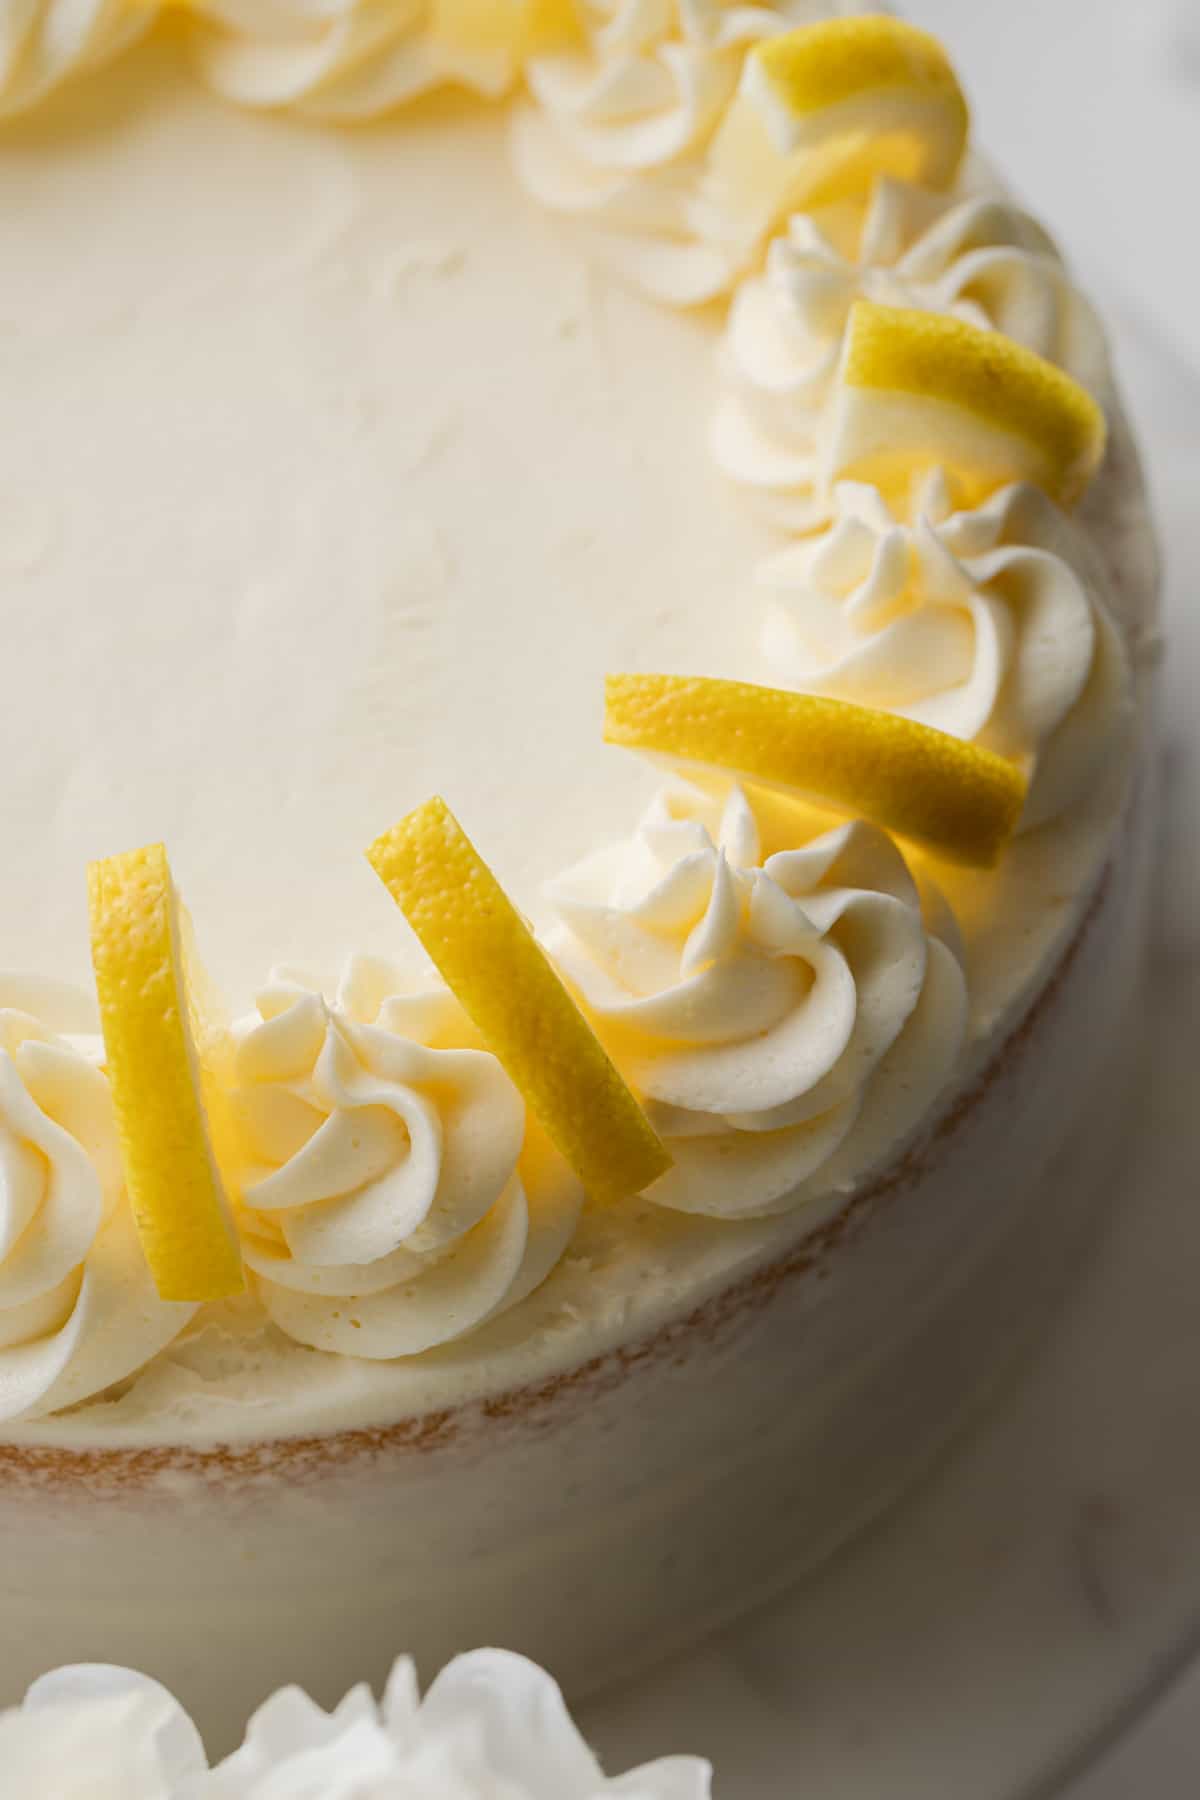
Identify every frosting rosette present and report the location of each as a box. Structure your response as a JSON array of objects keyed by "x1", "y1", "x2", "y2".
[
  {"x1": 544, "y1": 784, "x2": 967, "y2": 1219},
  {"x1": 758, "y1": 473, "x2": 1131, "y2": 827},
  {"x1": 0, "y1": 1666, "x2": 208, "y2": 1799},
  {"x1": 0, "y1": 987, "x2": 196, "y2": 1422},
  {"x1": 2, "y1": 1652, "x2": 712, "y2": 1796},
  {"x1": 510, "y1": 0, "x2": 875, "y2": 306},
  {"x1": 232, "y1": 960, "x2": 582, "y2": 1357},
  {"x1": 712, "y1": 177, "x2": 1109, "y2": 524},
  {"x1": 212, "y1": 1650, "x2": 711, "y2": 1796},
  {"x1": 186, "y1": 0, "x2": 516, "y2": 119},
  {"x1": 0, "y1": 0, "x2": 151, "y2": 118}
]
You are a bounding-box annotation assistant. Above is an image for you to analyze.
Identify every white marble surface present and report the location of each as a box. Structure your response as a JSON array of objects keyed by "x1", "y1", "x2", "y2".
[{"x1": 577, "y1": 7, "x2": 1200, "y2": 1795}]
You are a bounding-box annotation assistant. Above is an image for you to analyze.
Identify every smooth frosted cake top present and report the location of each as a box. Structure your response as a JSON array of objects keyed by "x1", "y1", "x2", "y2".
[{"x1": 0, "y1": 8, "x2": 1157, "y2": 1440}]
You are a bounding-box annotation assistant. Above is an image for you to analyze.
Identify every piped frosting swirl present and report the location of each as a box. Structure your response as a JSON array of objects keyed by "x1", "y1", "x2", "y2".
[
  {"x1": 0, "y1": 994, "x2": 195, "y2": 1422},
  {"x1": 510, "y1": 0, "x2": 877, "y2": 305},
  {"x1": 0, "y1": 0, "x2": 149, "y2": 118},
  {"x1": 713, "y1": 177, "x2": 1109, "y2": 525},
  {"x1": 188, "y1": 0, "x2": 437, "y2": 117},
  {"x1": 6, "y1": 1651, "x2": 713, "y2": 1795},
  {"x1": 233, "y1": 961, "x2": 582, "y2": 1357},
  {"x1": 757, "y1": 474, "x2": 1131, "y2": 827},
  {"x1": 544, "y1": 783, "x2": 967, "y2": 1217},
  {"x1": 185, "y1": 0, "x2": 532, "y2": 118}
]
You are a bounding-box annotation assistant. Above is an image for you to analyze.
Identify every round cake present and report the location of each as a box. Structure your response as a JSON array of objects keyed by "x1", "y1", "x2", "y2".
[{"x1": 0, "y1": 3, "x2": 1158, "y2": 1751}]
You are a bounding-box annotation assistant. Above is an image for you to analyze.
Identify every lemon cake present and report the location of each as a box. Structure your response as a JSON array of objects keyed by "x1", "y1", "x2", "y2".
[{"x1": 0, "y1": 5, "x2": 1157, "y2": 1750}]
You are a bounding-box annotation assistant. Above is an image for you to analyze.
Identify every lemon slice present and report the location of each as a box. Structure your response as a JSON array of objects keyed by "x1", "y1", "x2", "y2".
[
  {"x1": 431, "y1": 0, "x2": 581, "y2": 62},
  {"x1": 89, "y1": 843, "x2": 243, "y2": 1302},
  {"x1": 367, "y1": 798, "x2": 671, "y2": 1202},
  {"x1": 827, "y1": 300, "x2": 1107, "y2": 509},
  {"x1": 709, "y1": 17, "x2": 969, "y2": 243},
  {"x1": 605, "y1": 674, "x2": 1026, "y2": 869}
]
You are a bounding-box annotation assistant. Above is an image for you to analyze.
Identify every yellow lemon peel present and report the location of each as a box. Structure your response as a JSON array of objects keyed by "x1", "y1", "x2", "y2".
[
  {"x1": 88, "y1": 843, "x2": 243, "y2": 1302},
  {"x1": 751, "y1": 15, "x2": 968, "y2": 119},
  {"x1": 709, "y1": 17, "x2": 969, "y2": 232},
  {"x1": 605, "y1": 674, "x2": 1027, "y2": 869},
  {"x1": 430, "y1": 0, "x2": 581, "y2": 60},
  {"x1": 367, "y1": 798, "x2": 671, "y2": 1202},
  {"x1": 830, "y1": 300, "x2": 1108, "y2": 508}
]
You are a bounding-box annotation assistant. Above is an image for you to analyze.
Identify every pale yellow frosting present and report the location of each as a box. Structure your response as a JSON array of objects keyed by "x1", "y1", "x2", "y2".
[
  {"x1": 0, "y1": 995, "x2": 195, "y2": 1421},
  {"x1": 234, "y1": 968, "x2": 582, "y2": 1358},
  {"x1": 757, "y1": 474, "x2": 1131, "y2": 826},
  {"x1": 546, "y1": 782, "x2": 966, "y2": 1217},
  {"x1": 712, "y1": 176, "x2": 1108, "y2": 525}
]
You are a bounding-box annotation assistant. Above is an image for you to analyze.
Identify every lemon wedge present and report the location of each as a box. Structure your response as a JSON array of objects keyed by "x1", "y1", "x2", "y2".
[
  {"x1": 88, "y1": 843, "x2": 243, "y2": 1302},
  {"x1": 709, "y1": 17, "x2": 969, "y2": 243},
  {"x1": 367, "y1": 798, "x2": 671, "y2": 1202},
  {"x1": 605, "y1": 674, "x2": 1026, "y2": 869},
  {"x1": 826, "y1": 300, "x2": 1107, "y2": 509},
  {"x1": 430, "y1": 0, "x2": 581, "y2": 62}
]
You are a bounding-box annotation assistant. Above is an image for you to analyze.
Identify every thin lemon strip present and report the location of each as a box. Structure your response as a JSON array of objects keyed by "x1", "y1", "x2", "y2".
[
  {"x1": 89, "y1": 843, "x2": 243, "y2": 1302},
  {"x1": 430, "y1": 0, "x2": 581, "y2": 60},
  {"x1": 828, "y1": 300, "x2": 1107, "y2": 508},
  {"x1": 367, "y1": 798, "x2": 671, "y2": 1202},
  {"x1": 605, "y1": 675, "x2": 1027, "y2": 869},
  {"x1": 709, "y1": 17, "x2": 969, "y2": 234}
]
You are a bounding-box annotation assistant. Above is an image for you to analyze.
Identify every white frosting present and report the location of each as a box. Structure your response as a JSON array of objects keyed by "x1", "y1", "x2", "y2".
[
  {"x1": 0, "y1": 1002, "x2": 195, "y2": 1423},
  {"x1": 510, "y1": 0, "x2": 876, "y2": 305},
  {"x1": 187, "y1": 0, "x2": 440, "y2": 117},
  {"x1": 185, "y1": 0, "x2": 520, "y2": 119},
  {"x1": 0, "y1": 0, "x2": 149, "y2": 118},
  {"x1": 233, "y1": 963, "x2": 582, "y2": 1357},
  {"x1": 0, "y1": 1666, "x2": 207, "y2": 1799},
  {"x1": 758, "y1": 474, "x2": 1132, "y2": 827},
  {"x1": 6, "y1": 1653, "x2": 711, "y2": 1796},
  {"x1": 213, "y1": 1651, "x2": 710, "y2": 1797},
  {"x1": 0, "y1": 0, "x2": 875, "y2": 128},
  {"x1": 712, "y1": 178, "x2": 1109, "y2": 525},
  {"x1": 545, "y1": 783, "x2": 967, "y2": 1217}
]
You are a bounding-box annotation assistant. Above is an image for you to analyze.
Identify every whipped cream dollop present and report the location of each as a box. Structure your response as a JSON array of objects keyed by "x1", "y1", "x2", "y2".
[
  {"x1": 0, "y1": 0, "x2": 150, "y2": 117},
  {"x1": 186, "y1": 0, "x2": 516, "y2": 118},
  {"x1": 545, "y1": 783, "x2": 967, "y2": 1219},
  {"x1": 5, "y1": 1653, "x2": 712, "y2": 1797},
  {"x1": 0, "y1": 995, "x2": 196, "y2": 1422},
  {"x1": 232, "y1": 960, "x2": 582, "y2": 1358},
  {"x1": 1, "y1": 1666, "x2": 207, "y2": 1800},
  {"x1": 759, "y1": 473, "x2": 1131, "y2": 828},
  {"x1": 510, "y1": 0, "x2": 875, "y2": 306},
  {"x1": 713, "y1": 177, "x2": 1110, "y2": 525}
]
